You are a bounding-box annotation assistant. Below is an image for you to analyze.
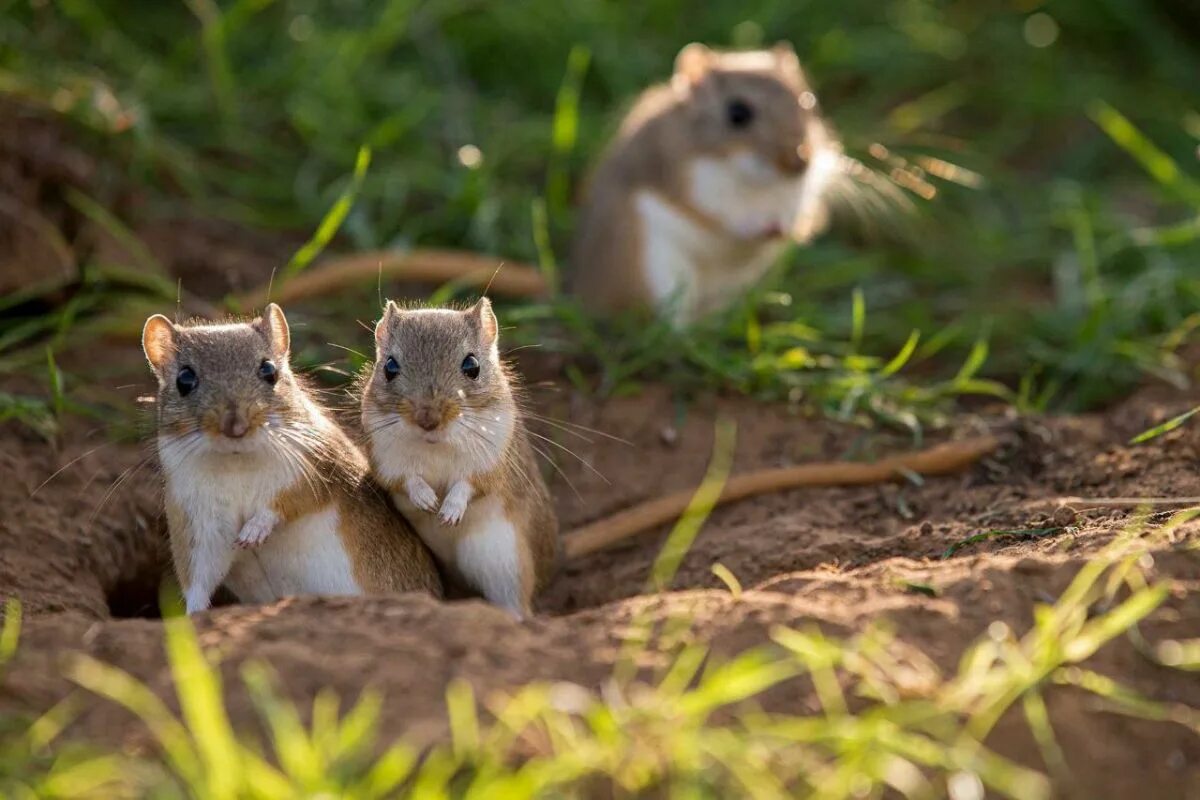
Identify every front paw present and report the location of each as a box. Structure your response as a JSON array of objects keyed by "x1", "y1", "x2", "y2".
[
  {"x1": 235, "y1": 510, "x2": 278, "y2": 549},
  {"x1": 439, "y1": 494, "x2": 468, "y2": 526},
  {"x1": 405, "y1": 477, "x2": 439, "y2": 513}
]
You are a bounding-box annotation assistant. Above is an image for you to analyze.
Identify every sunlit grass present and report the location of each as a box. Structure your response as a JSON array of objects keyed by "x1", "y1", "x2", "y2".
[{"x1": 1, "y1": 1, "x2": 1197, "y2": 422}]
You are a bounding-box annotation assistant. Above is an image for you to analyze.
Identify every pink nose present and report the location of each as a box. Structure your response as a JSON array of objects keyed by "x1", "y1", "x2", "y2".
[
  {"x1": 222, "y1": 409, "x2": 249, "y2": 439},
  {"x1": 413, "y1": 407, "x2": 440, "y2": 432}
]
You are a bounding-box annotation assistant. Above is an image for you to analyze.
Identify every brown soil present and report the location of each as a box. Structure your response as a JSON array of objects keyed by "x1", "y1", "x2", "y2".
[{"x1": 1, "y1": 108, "x2": 1198, "y2": 799}]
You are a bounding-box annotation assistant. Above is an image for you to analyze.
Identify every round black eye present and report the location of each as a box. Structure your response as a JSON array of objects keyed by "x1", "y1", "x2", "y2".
[
  {"x1": 461, "y1": 354, "x2": 480, "y2": 380},
  {"x1": 259, "y1": 360, "x2": 278, "y2": 384},
  {"x1": 176, "y1": 366, "x2": 198, "y2": 397},
  {"x1": 383, "y1": 356, "x2": 400, "y2": 382},
  {"x1": 727, "y1": 98, "x2": 754, "y2": 128}
]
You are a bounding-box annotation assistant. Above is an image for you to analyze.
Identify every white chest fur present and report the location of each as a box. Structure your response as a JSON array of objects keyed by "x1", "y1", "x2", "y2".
[
  {"x1": 161, "y1": 438, "x2": 294, "y2": 535},
  {"x1": 365, "y1": 408, "x2": 527, "y2": 616},
  {"x1": 634, "y1": 152, "x2": 803, "y2": 324},
  {"x1": 366, "y1": 405, "x2": 514, "y2": 491}
]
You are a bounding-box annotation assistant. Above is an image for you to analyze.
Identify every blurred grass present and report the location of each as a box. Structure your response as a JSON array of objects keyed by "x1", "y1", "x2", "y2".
[
  {"x1": 1, "y1": 0, "x2": 1199, "y2": 422},
  {"x1": 6, "y1": 504, "x2": 1197, "y2": 798}
]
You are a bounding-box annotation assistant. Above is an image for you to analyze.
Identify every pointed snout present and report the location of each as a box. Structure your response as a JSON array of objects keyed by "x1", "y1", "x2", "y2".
[
  {"x1": 221, "y1": 404, "x2": 251, "y2": 439},
  {"x1": 407, "y1": 398, "x2": 460, "y2": 434},
  {"x1": 413, "y1": 406, "x2": 441, "y2": 432}
]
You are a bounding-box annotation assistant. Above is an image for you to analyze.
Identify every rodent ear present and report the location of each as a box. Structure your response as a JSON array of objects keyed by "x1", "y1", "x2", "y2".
[
  {"x1": 260, "y1": 303, "x2": 291, "y2": 358},
  {"x1": 772, "y1": 41, "x2": 801, "y2": 74},
  {"x1": 375, "y1": 300, "x2": 401, "y2": 347},
  {"x1": 467, "y1": 297, "x2": 498, "y2": 346},
  {"x1": 141, "y1": 314, "x2": 177, "y2": 374},
  {"x1": 673, "y1": 42, "x2": 714, "y2": 88}
]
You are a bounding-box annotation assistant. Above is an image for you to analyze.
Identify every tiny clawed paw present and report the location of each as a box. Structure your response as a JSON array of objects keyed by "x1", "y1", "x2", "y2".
[
  {"x1": 235, "y1": 528, "x2": 269, "y2": 549},
  {"x1": 409, "y1": 486, "x2": 439, "y2": 512},
  {"x1": 438, "y1": 502, "x2": 466, "y2": 526},
  {"x1": 235, "y1": 518, "x2": 274, "y2": 549}
]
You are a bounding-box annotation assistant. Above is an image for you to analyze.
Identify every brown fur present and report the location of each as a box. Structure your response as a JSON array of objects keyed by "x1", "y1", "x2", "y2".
[
  {"x1": 568, "y1": 42, "x2": 832, "y2": 316},
  {"x1": 363, "y1": 299, "x2": 559, "y2": 614},
  {"x1": 143, "y1": 305, "x2": 442, "y2": 602}
]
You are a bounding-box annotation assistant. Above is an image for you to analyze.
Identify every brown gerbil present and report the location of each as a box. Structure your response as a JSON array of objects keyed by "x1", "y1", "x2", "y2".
[
  {"x1": 568, "y1": 42, "x2": 840, "y2": 325},
  {"x1": 142, "y1": 303, "x2": 442, "y2": 614},
  {"x1": 361, "y1": 298, "x2": 557, "y2": 619}
]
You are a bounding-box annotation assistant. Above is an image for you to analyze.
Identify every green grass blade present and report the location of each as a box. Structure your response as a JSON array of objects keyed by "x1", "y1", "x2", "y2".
[
  {"x1": 283, "y1": 145, "x2": 373, "y2": 279},
  {"x1": 546, "y1": 43, "x2": 590, "y2": 224},
  {"x1": 1089, "y1": 101, "x2": 1200, "y2": 206},
  {"x1": 1, "y1": 597, "x2": 22, "y2": 665},
  {"x1": 1129, "y1": 405, "x2": 1199, "y2": 444},
  {"x1": 647, "y1": 418, "x2": 736, "y2": 592},
  {"x1": 161, "y1": 613, "x2": 242, "y2": 798}
]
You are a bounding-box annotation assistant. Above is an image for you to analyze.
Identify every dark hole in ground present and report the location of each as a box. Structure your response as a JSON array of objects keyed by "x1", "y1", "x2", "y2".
[
  {"x1": 106, "y1": 574, "x2": 164, "y2": 619},
  {"x1": 105, "y1": 567, "x2": 239, "y2": 619}
]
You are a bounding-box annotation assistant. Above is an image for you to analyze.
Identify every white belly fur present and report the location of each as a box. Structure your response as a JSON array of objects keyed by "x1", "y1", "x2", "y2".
[
  {"x1": 633, "y1": 153, "x2": 801, "y2": 323},
  {"x1": 162, "y1": 441, "x2": 361, "y2": 605},
  {"x1": 397, "y1": 492, "x2": 525, "y2": 615},
  {"x1": 224, "y1": 505, "x2": 360, "y2": 602}
]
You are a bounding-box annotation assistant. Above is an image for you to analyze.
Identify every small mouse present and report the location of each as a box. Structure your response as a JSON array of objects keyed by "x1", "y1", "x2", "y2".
[
  {"x1": 142, "y1": 303, "x2": 442, "y2": 614},
  {"x1": 569, "y1": 42, "x2": 840, "y2": 325},
  {"x1": 361, "y1": 298, "x2": 558, "y2": 619}
]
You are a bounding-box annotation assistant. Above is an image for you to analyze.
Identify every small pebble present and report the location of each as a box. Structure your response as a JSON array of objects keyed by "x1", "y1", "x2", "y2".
[
  {"x1": 1052, "y1": 505, "x2": 1077, "y2": 528},
  {"x1": 659, "y1": 425, "x2": 678, "y2": 447}
]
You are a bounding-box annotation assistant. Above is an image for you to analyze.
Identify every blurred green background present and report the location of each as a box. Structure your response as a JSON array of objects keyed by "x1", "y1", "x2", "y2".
[{"x1": 2, "y1": 0, "x2": 1199, "y2": 426}]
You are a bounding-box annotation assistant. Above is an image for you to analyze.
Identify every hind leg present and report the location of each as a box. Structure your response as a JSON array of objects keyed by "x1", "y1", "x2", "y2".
[{"x1": 455, "y1": 513, "x2": 531, "y2": 619}]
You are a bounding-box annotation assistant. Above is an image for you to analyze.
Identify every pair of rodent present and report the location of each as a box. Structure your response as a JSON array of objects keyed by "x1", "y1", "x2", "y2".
[
  {"x1": 143, "y1": 299, "x2": 553, "y2": 618},
  {"x1": 143, "y1": 301, "x2": 1000, "y2": 619}
]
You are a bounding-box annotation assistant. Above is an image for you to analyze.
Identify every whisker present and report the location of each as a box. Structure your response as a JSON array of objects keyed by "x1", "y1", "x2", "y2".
[
  {"x1": 524, "y1": 429, "x2": 609, "y2": 485},
  {"x1": 91, "y1": 454, "x2": 157, "y2": 523},
  {"x1": 521, "y1": 412, "x2": 632, "y2": 445},
  {"x1": 526, "y1": 440, "x2": 582, "y2": 501},
  {"x1": 326, "y1": 342, "x2": 370, "y2": 360},
  {"x1": 31, "y1": 442, "x2": 116, "y2": 497}
]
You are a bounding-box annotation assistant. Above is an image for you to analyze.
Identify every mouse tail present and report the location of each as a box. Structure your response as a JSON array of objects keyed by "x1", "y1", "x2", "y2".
[{"x1": 561, "y1": 434, "x2": 1001, "y2": 560}]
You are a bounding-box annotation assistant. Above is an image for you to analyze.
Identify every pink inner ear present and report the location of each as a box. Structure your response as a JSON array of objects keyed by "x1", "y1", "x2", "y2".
[
  {"x1": 482, "y1": 313, "x2": 498, "y2": 343},
  {"x1": 474, "y1": 301, "x2": 498, "y2": 344},
  {"x1": 143, "y1": 317, "x2": 177, "y2": 370}
]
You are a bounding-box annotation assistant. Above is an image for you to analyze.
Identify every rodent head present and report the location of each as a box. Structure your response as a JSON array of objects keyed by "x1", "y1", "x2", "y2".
[
  {"x1": 365, "y1": 298, "x2": 514, "y2": 452},
  {"x1": 142, "y1": 303, "x2": 303, "y2": 457},
  {"x1": 670, "y1": 42, "x2": 834, "y2": 181}
]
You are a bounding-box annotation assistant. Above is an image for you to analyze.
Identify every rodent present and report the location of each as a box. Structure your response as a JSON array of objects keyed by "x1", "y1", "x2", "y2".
[
  {"x1": 568, "y1": 41, "x2": 841, "y2": 325},
  {"x1": 361, "y1": 297, "x2": 557, "y2": 619},
  {"x1": 359, "y1": 298, "x2": 999, "y2": 615},
  {"x1": 158, "y1": 44, "x2": 837, "y2": 338},
  {"x1": 142, "y1": 303, "x2": 443, "y2": 614}
]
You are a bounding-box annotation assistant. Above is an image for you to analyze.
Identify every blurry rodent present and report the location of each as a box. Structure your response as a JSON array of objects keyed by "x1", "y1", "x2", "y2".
[
  {"x1": 361, "y1": 298, "x2": 557, "y2": 619},
  {"x1": 569, "y1": 41, "x2": 840, "y2": 325},
  {"x1": 358, "y1": 298, "x2": 998, "y2": 617},
  {"x1": 142, "y1": 303, "x2": 442, "y2": 614}
]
